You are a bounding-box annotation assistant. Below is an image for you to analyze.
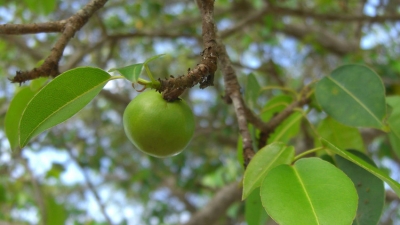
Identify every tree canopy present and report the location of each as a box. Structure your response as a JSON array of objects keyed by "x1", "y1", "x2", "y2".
[{"x1": 1, "y1": 0, "x2": 400, "y2": 225}]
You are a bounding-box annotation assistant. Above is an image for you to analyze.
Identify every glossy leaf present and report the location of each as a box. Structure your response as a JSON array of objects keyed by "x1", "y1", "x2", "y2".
[
  {"x1": 321, "y1": 138, "x2": 400, "y2": 197},
  {"x1": 109, "y1": 63, "x2": 144, "y2": 83},
  {"x1": 245, "y1": 73, "x2": 261, "y2": 109},
  {"x1": 317, "y1": 117, "x2": 365, "y2": 151},
  {"x1": 19, "y1": 67, "x2": 111, "y2": 147},
  {"x1": 387, "y1": 96, "x2": 400, "y2": 157},
  {"x1": 315, "y1": 64, "x2": 386, "y2": 129},
  {"x1": 268, "y1": 111, "x2": 302, "y2": 143},
  {"x1": 5, "y1": 87, "x2": 35, "y2": 150},
  {"x1": 242, "y1": 142, "x2": 294, "y2": 199},
  {"x1": 335, "y1": 150, "x2": 385, "y2": 225},
  {"x1": 245, "y1": 188, "x2": 269, "y2": 225},
  {"x1": 261, "y1": 158, "x2": 358, "y2": 225}
]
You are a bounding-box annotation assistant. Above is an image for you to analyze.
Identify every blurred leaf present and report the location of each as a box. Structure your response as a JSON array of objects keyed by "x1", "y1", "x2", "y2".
[
  {"x1": 45, "y1": 195, "x2": 67, "y2": 225},
  {"x1": 245, "y1": 73, "x2": 261, "y2": 109},
  {"x1": 335, "y1": 150, "x2": 385, "y2": 225},
  {"x1": 268, "y1": 111, "x2": 302, "y2": 143},
  {"x1": 260, "y1": 158, "x2": 358, "y2": 225},
  {"x1": 261, "y1": 95, "x2": 293, "y2": 121},
  {"x1": 315, "y1": 64, "x2": 386, "y2": 129},
  {"x1": 19, "y1": 67, "x2": 111, "y2": 147},
  {"x1": 109, "y1": 63, "x2": 144, "y2": 83},
  {"x1": 387, "y1": 96, "x2": 400, "y2": 157},
  {"x1": 321, "y1": 138, "x2": 400, "y2": 197},
  {"x1": 242, "y1": 142, "x2": 294, "y2": 199},
  {"x1": 317, "y1": 117, "x2": 365, "y2": 151},
  {"x1": 30, "y1": 77, "x2": 49, "y2": 92},
  {"x1": 45, "y1": 163, "x2": 66, "y2": 179},
  {"x1": 245, "y1": 188, "x2": 269, "y2": 225},
  {"x1": 237, "y1": 135, "x2": 244, "y2": 167},
  {"x1": 143, "y1": 53, "x2": 165, "y2": 64},
  {"x1": 5, "y1": 87, "x2": 36, "y2": 150},
  {"x1": 25, "y1": 0, "x2": 56, "y2": 15}
]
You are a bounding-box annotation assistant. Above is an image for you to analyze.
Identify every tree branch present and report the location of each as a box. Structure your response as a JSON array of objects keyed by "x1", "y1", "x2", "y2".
[
  {"x1": 217, "y1": 40, "x2": 255, "y2": 167},
  {"x1": 182, "y1": 182, "x2": 241, "y2": 225},
  {"x1": 66, "y1": 147, "x2": 114, "y2": 225},
  {"x1": 269, "y1": 5, "x2": 400, "y2": 23},
  {"x1": 0, "y1": 21, "x2": 66, "y2": 35},
  {"x1": 9, "y1": 0, "x2": 108, "y2": 84},
  {"x1": 158, "y1": 0, "x2": 218, "y2": 101}
]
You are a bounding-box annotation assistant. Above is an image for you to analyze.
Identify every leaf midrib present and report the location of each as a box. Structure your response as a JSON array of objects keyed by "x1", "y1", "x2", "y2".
[
  {"x1": 294, "y1": 169, "x2": 320, "y2": 225},
  {"x1": 20, "y1": 79, "x2": 109, "y2": 146}
]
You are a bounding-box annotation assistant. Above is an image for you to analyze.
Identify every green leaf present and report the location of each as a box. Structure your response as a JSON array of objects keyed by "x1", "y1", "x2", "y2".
[
  {"x1": 245, "y1": 188, "x2": 269, "y2": 225},
  {"x1": 260, "y1": 158, "x2": 358, "y2": 225},
  {"x1": 109, "y1": 63, "x2": 144, "y2": 83},
  {"x1": 143, "y1": 53, "x2": 165, "y2": 64},
  {"x1": 237, "y1": 135, "x2": 244, "y2": 167},
  {"x1": 387, "y1": 96, "x2": 400, "y2": 157},
  {"x1": 45, "y1": 195, "x2": 67, "y2": 225},
  {"x1": 25, "y1": 0, "x2": 56, "y2": 15},
  {"x1": 19, "y1": 67, "x2": 111, "y2": 147},
  {"x1": 30, "y1": 77, "x2": 49, "y2": 92},
  {"x1": 268, "y1": 111, "x2": 302, "y2": 143},
  {"x1": 261, "y1": 95, "x2": 292, "y2": 121},
  {"x1": 245, "y1": 73, "x2": 261, "y2": 109},
  {"x1": 335, "y1": 150, "x2": 385, "y2": 225},
  {"x1": 321, "y1": 138, "x2": 400, "y2": 197},
  {"x1": 242, "y1": 142, "x2": 294, "y2": 199},
  {"x1": 5, "y1": 87, "x2": 36, "y2": 150},
  {"x1": 315, "y1": 64, "x2": 386, "y2": 129},
  {"x1": 317, "y1": 117, "x2": 365, "y2": 151}
]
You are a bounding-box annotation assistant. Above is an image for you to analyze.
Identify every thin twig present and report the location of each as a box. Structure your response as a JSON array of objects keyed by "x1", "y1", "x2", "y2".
[
  {"x1": 66, "y1": 148, "x2": 114, "y2": 225},
  {"x1": 20, "y1": 157, "x2": 46, "y2": 225}
]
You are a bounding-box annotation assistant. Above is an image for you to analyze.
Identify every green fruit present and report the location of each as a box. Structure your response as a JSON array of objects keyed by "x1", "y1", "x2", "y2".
[{"x1": 123, "y1": 90, "x2": 195, "y2": 158}]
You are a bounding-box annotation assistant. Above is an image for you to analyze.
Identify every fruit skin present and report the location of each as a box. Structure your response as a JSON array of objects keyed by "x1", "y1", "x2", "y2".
[{"x1": 123, "y1": 90, "x2": 195, "y2": 158}]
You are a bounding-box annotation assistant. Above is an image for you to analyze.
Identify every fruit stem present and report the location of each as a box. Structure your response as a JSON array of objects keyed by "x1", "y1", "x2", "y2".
[{"x1": 138, "y1": 78, "x2": 161, "y2": 89}]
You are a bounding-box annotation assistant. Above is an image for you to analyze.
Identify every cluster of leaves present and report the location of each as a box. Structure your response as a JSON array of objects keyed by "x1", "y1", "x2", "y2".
[
  {"x1": 241, "y1": 64, "x2": 400, "y2": 224},
  {"x1": 5, "y1": 54, "x2": 400, "y2": 225}
]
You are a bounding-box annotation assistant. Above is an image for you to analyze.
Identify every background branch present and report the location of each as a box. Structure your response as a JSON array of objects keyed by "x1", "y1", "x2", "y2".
[
  {"x1": 182, "y1": 182, "x2": 241, "y2": 225},
  {"x1": 10, "y1": 0, "x2": 108, "y2": 84}
]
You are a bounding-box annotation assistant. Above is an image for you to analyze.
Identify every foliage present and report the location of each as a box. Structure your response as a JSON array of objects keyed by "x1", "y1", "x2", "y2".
[{"x1": 1, "y1": 0, "x2": 400, "y2": 225}]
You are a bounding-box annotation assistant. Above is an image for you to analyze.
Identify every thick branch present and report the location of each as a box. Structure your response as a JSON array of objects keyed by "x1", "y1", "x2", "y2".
[
  {"x1": 217, "y1": 41, "x2": 255, "y2": 167},
  {"x1": 183, "y1": 182, "x2": 241, "y2": 225},
  {"x1": 10, "y1": 0, "x2": 108, "y2": 84}
]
